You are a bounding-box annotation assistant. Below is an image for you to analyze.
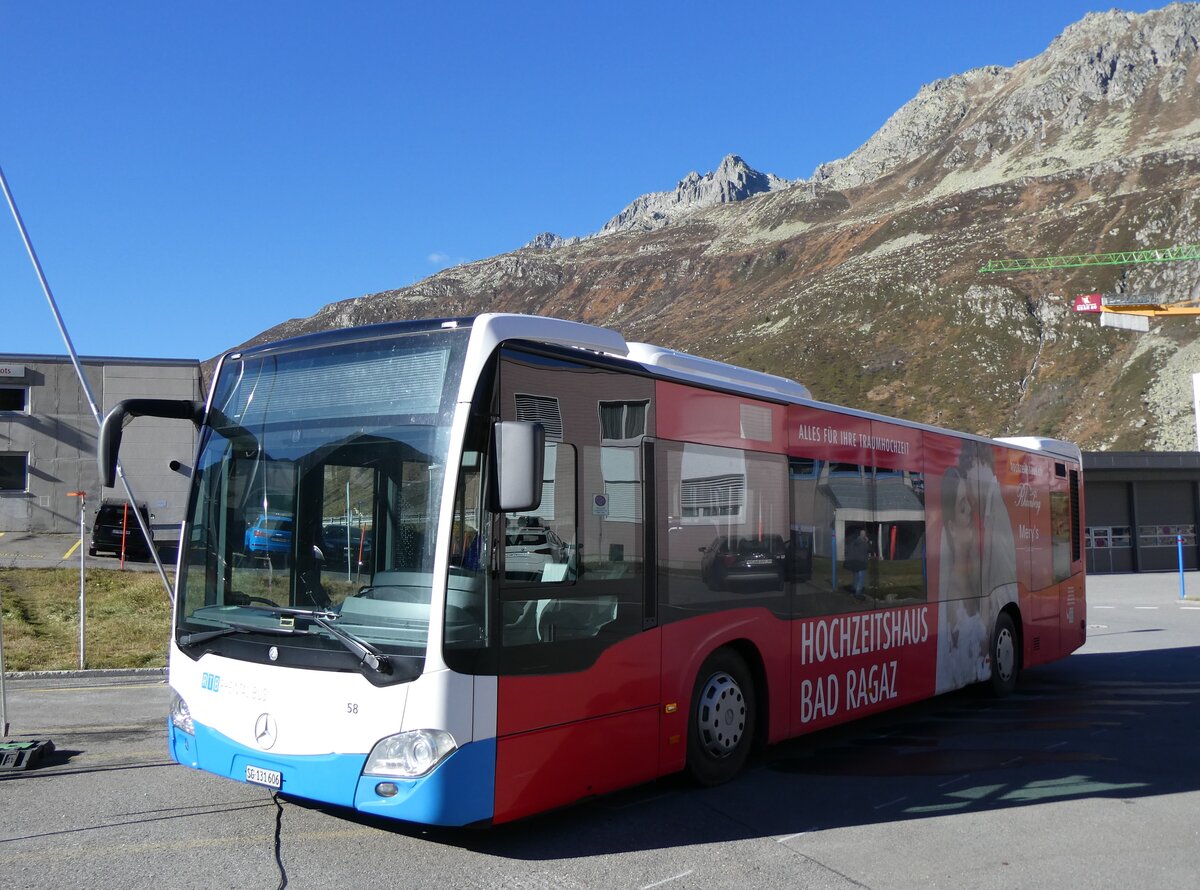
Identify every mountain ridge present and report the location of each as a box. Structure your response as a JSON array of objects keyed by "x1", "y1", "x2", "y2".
[{"x1": 241, "y1": 3, "x2": 1200, "y2": 452}]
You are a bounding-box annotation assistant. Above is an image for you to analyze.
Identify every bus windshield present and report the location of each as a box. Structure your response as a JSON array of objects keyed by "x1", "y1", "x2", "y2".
[{"x1": 175, "y1": 325, "x2": 470, "y2": 682}]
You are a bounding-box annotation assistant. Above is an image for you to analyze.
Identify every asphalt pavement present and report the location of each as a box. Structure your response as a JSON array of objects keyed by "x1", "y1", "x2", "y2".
[
  {"x1": 0, "y1": 530, "x2": 175, "y2": 572},
  {"x1": 3, "y1": 572, "x2": 1200, "y2": 889}
]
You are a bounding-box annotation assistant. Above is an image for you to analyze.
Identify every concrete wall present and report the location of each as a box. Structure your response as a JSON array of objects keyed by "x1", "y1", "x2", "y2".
[{"x1": 0, "y1": 355, "x2": 200, "y2": 536}]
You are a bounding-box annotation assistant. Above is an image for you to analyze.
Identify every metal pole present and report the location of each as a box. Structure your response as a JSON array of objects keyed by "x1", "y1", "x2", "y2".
[
  {"x1": 1, "y1": 585, "x2": 9, "y2": 736},
  {"x1": 79, "y1": 495, "x2": 87, "y2": 669},
  {"x1": 120, "y1": 501, "x2": 128, "y2": 570},
  {"x1": 1179, "y1": 534, "x2": 1186, "y2": 601},
  {"x1": 346, "y1": 482, "x2": 352, "y2": 582},
  {"x1": 0, "y1": 164, "x2": 173, "y2": 601}
]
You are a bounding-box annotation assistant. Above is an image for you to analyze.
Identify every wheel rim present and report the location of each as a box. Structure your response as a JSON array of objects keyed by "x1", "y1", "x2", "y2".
[
  {"x1": 696, "y1": 671, "x2": 746, "y2": 759},
  {"x1": 995, "y1": 625, "x2": 1016, "y2": 682}
]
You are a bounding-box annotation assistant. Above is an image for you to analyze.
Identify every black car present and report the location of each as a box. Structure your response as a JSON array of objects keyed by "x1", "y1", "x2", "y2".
[
  {"x1": 321, "y1": 524, "x2": 373, "y2": 567},
  {"x1": 700, "y1": 534, "x2": 787, "y2": 591},
  {"x1": 89, "y1": 500, "x2": 154, "y2": 559}
]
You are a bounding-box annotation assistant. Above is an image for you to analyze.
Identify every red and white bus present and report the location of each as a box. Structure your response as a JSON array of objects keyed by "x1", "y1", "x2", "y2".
[{"x1": 100, "y1": 313, "x2": 1086, "y2": 826}]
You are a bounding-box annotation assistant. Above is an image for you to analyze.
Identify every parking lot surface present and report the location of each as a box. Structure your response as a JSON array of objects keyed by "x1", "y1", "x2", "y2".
[
  {"x1": 3, "y1": 573, "x2": 1200, "y2": 888},
  {"x1": 0, "y1": 530, "x2": 174, "y2": 572}
]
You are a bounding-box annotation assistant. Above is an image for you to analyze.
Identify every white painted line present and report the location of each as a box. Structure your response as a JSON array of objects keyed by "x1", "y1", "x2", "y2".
[
  {"x1": 1094, "y1": 605, "x2": 1115, "y2": 609},
  {"x1": 873, "y1": 796, "x2": 908, "y2": 810},
  {"x1": 641, "y1": 871, "x2": 694, "y2": 889},
  {"x1": 1134, "y1": 606, "x2": 1159, "y2": 610},
  {"x1": 1044, "y1": 741, "x2": 1067, "y2": 750},
  {"x1": 1181, "y1": 607, "x2": 1200, "y2": 611},
  {"x1": 777, "y1": 832, "x2": 806, "y2": 843}
]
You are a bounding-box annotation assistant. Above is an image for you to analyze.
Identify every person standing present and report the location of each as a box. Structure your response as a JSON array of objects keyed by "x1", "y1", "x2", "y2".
[{"x1": 845, "y1": 528, "x2": 872, "y2": 599}]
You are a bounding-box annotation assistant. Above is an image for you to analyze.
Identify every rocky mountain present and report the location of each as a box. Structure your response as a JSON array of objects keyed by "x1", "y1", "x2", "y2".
[
  {"x1": 245, "y1": 3, "x2": 1200, "y2": 452},
  {"x1": 598, "y1": 154, "x2": 790, "y2": 235}
]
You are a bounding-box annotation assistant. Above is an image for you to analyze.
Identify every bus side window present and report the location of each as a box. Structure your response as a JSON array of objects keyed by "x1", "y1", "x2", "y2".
[
  {"x1": 501, "y1": 443, "x2": 581, "y2": 646},
  {"x1": 503, "y1": 443, "x2": 577, "y2": 585}
]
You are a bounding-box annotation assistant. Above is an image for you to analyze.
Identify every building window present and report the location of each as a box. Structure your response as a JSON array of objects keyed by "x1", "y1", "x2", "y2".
[
  {"x1": 1086, "y1": 526, "x2": 1132, "y2": 549},
  {"x1": 680, "y1": 473, "x2": 746, "y2": 518},
  {"x1": 1137, "y1": 524, "x2": 1196, "y2": 548},
  {"x1": 599, "y1": 400, "x2": 647, "y2": 443},
  {"x1": 0, "y1": 387, "x2": 27, "y2": 413},
  {"x1": 0, "y1": 454, "x2": 28, "y2": 492},
  {"x1": 515, "y1": 394, "x2": 563, "y2": 441}
]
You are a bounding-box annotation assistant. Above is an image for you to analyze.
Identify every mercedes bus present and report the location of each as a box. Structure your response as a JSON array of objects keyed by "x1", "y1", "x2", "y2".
[{"x1": 99, "y1": 313, "x2": 1086, "y2": 826}]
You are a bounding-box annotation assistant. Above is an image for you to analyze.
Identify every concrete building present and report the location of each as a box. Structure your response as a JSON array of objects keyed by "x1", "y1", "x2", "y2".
[
  {"x1": 0, "y1": 353, "x2": 201, "y2": 538},
  {"x1": 1083, "y1": 451, "x2": 1200, "y2": 574}
]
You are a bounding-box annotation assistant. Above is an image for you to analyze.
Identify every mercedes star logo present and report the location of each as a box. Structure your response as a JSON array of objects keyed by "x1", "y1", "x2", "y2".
[{"x1": 254, "y1": 713, "x2": 278, "y2": 750}]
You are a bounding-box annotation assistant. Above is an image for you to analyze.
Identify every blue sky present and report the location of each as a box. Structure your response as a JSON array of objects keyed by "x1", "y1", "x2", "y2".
[{"x1": 3, "y1": 1, "x2": 1165, "y2": 360}]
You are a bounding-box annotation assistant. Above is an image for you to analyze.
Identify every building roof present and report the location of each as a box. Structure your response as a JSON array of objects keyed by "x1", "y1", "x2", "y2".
[
  {"x1": 1084, "y1": 451, "x2": 1200, "y2": 471},
  {"x1": 0, "y1": 353, "x2": 199, "y2": 367}
]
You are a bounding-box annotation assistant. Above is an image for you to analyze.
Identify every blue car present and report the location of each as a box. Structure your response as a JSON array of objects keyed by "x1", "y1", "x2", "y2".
[{"x1": 244, "y1": 514, "x2": 293, "y2": 556}]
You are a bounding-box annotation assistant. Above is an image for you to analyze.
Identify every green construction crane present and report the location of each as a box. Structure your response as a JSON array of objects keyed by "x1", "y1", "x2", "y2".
[{"x1": 980, "y1": 243, "x2": 1200, "y2": 273}]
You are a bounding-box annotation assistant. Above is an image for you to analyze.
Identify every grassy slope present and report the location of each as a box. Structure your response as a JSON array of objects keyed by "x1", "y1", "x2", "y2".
[{"x1": 0, "y1": 569, "x2": 171, "y2": 671}]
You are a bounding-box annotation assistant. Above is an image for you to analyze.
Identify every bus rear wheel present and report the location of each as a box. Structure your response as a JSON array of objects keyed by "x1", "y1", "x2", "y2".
[
  {"x1": 687, "y1": 649, "x2": 755, "y2": 786},
  {"x1": 989, "y1": 612, "x2": 1020, "y2": 698}
]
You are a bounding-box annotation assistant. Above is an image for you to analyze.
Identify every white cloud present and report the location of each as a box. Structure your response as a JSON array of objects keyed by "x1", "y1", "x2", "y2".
[{"x1": 427, "y1": 252, "x2": 450, "y2": 265}]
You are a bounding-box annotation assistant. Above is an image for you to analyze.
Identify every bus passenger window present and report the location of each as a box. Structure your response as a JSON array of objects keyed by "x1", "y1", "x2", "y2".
[
  {"x1": 659, "y1": 442, "x2": 789, "y2": 618},
  {"x1": 504, "y1": 443, "x2": 577, "y2": 585}
]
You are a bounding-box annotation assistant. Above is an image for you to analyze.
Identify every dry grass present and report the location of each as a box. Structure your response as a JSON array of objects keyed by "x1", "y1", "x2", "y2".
[{"x1": 0, "y1": 568, "x2": 172, "y2": 671}]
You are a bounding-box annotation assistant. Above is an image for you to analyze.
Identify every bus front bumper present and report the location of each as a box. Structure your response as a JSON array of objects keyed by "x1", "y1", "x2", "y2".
[{"x1": 168, "y1": 721, "x2": 496, "y2": 827}]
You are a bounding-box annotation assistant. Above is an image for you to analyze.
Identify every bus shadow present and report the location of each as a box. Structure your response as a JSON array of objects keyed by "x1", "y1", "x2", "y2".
[{"x1": 427, "y1": 643, "x2": 1200, "y2": 857}]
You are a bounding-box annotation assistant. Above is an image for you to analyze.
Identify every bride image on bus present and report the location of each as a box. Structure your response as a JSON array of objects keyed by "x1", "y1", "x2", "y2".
[{"x1": 935, "y1": 441, "x2": 1019, "y2": 694}]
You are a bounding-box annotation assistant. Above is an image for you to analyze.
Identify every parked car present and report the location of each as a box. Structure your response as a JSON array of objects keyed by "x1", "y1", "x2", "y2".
[
  {"x1": 504, "y1": 520, "x2": 570, "y2": 581},
  {"x1": 244, "y1": 513, "x2": 293, "y2": 556},
  {"x1": 700, "y1": 534, "x2": 787, "y2": 591},
  {"x1": 89, "y1": 500, "x2": 153, "y2": 559},
  {"x1": 321, "y1": 524, "x2": 373, "y2": 567}
]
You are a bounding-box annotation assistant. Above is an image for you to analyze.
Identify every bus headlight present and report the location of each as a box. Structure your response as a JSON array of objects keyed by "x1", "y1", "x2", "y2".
[
  {"x1": 170, "y1": 691, "x2": 195, "y2": 735},
  {"x1": 364, "y1": 729, "x2": 457, "y2": 778}
]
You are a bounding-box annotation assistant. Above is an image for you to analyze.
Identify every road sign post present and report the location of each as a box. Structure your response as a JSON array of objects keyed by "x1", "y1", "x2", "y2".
[{"x1": 68, "y1": 491, "x2": 86, "y2": 669}]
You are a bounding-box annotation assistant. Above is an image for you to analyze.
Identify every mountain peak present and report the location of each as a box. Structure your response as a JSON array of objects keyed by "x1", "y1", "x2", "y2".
[
  {"x1": 811, "y1": 2, "x2": 1200, "y2": 193},
  {"x1": 598, "y1": 154, "x2": 789, "y2": 236}
]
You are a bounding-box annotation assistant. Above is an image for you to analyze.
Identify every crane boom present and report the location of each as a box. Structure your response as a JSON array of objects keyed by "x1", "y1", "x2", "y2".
[{"x1": 980, "y1": 243, "x2": 1200, "y2": 273}]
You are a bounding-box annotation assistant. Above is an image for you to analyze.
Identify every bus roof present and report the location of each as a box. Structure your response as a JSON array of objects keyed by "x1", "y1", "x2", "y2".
[{"x1": 226, "y1": 313, "x2": 1083, "y2": 465}]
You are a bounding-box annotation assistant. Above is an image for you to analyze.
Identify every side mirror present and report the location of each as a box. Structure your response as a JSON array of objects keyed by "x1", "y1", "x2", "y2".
[
  {"x1": 489, "y1": 421, "x2": 545, "y2": 513},
  {"x1": 98, "y1": 399, "x2": 205, "y2": 486}
]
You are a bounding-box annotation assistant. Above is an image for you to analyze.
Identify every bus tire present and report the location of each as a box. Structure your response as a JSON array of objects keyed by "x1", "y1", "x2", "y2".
[
  {"x1": 686, "y1": 648, "x2": 755, "y2": 786},
  {"x1": 989, "y1": 611, "x2": 1020, "y2": 698}
]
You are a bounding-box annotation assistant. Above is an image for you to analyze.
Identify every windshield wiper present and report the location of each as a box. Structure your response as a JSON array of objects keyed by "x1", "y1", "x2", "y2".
[
  {"x1": 307, "y1": 611, "x2": 392, "y2": 676},
  {"x1": 178, "y1": 617, "x2": 300, "y2": 647},
  {"x1": 240, "y1": 604, "x2": 392, "y2": 675}
]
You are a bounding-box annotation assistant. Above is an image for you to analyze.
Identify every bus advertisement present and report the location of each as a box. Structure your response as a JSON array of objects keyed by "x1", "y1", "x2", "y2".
[{"x1": 99, "y1": 313, "x2": 1085, "y2": 826}]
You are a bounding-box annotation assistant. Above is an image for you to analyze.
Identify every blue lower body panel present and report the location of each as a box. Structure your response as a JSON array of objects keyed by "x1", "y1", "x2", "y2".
[{"x1": 168, "y1": 721, "x2": 496, "y2": 827}]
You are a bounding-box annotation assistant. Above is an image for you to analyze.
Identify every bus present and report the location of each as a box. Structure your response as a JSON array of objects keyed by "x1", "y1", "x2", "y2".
[{"x1": 99, "y1": 313, "x2": 1086, "y2": 827}]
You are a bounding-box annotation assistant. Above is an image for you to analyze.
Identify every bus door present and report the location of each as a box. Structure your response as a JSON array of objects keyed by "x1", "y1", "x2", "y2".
[
  {"x1": 489, "y1": 347, "x2": 660, "y2": 821},
  {"x1": 999, "y1": 448, "x2": 1058, "y2": 657}
]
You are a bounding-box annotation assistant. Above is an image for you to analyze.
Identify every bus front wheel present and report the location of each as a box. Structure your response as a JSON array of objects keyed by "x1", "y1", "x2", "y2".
[
  {"x1": 686, "y1": 649, "x2": 755, "y2": 786},
  {"x1": 989, "y1": 612, "x2": 1020, "y2": 698}
]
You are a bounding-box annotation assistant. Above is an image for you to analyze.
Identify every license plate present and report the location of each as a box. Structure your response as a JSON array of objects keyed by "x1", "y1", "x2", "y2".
[
  {"x1": 747, "y1": 559, "x2": 772, "y2": 565},
  {"x1": 245, "y1": 764, "x2": 282, "y2": 788}
]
